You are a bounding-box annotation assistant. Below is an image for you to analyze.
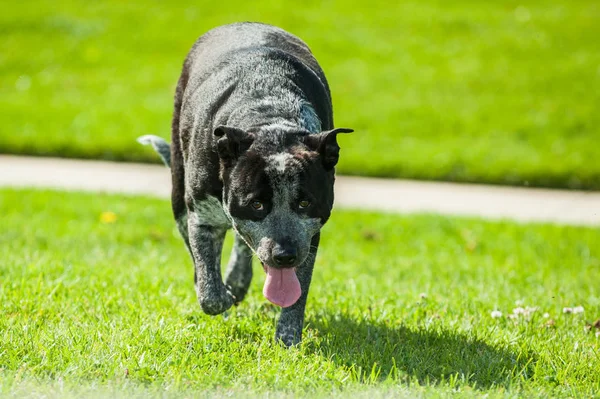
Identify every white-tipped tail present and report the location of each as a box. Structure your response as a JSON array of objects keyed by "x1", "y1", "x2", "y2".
[{"x1": 137, "y1": 135, "x2": 171, "y2": 168}]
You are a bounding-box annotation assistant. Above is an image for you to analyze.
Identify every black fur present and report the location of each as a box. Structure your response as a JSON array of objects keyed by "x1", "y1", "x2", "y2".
[{"x1": 144, "y1": 22, "x2": 353, "y2": 346}]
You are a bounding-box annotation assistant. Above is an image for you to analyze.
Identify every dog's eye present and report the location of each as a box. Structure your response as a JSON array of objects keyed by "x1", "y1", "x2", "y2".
[
  {"x1": 250, "y1": 200, "x2": 264, "y2": 211},
  {"x1": 298, "y1": 200, "x2": 311, "y2": 209}
]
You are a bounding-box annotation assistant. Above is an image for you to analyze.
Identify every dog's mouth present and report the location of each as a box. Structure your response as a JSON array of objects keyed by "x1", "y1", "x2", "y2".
[{"x1": 261, "y1": 263, "x2": 301, "y2": 308}]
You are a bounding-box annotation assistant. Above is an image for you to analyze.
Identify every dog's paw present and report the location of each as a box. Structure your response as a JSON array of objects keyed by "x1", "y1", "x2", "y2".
[
  {"x1": 275, "y1": 326, "x2": 302, "y2": 347},
  {"x1": 198, "y1": 287, "x2": 235, "y2": 315},
  {"x1": 226, "y1": 283, "x2": 249, "y2": 305}
]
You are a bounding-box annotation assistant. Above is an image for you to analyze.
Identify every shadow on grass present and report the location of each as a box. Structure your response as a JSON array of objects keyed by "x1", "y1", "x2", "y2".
[{"x1": 309, "y1": 315, "x2": 535, "y2": 389}]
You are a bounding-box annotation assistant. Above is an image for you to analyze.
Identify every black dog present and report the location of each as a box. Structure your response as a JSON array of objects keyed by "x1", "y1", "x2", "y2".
[{"x1": 139, "y1": 22, "x2": 352, "y2": 346}]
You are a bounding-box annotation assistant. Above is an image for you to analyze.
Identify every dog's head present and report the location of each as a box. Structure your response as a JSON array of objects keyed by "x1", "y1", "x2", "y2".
[{"x1": 215, "y1": 126, "x2": 353, "y2": 269}]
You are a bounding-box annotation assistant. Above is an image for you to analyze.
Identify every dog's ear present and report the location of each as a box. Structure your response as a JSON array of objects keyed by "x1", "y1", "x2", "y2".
[
  {"x1": 214, "y1": 126, "x2": 255, "y2": 166},
  {"x1": 303, "y1": 128, "x2": 353, "y2": 170}
]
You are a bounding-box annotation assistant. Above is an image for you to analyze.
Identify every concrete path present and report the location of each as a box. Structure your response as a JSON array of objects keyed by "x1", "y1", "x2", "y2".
[{"x1": 1, "y1": 155, "x2": 599, "y2": 226}]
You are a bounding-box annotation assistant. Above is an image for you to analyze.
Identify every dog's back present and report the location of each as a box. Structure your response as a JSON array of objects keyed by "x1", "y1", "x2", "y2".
[
  {"x1": 183, "y1": 22, "x2": 331, "y2": 105},
  {"x1": 175, "y1": 23, "x2": 333, "y2": 138}
]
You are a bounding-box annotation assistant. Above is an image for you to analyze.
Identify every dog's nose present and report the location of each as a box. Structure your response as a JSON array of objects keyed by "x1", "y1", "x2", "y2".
[
  {"x1": 272, "y1": 245, "x2": 297, "y2": 267},
  {"x1": 273, "y1": 254, "x2": 297, "y2": 266}
]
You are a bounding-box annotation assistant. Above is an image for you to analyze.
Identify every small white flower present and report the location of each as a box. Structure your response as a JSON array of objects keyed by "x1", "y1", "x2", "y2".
[
  {"x1": 419, "y1": 293, "x2": 427, "y2": 299},
  {"x1": 543, "y1": 313, "x2": 550, "y2": 318},
  {"x1": 513, "y1": 307, "x2": 526, "y2": 315},
  {"x1": 525, "y1": 306, "x2": 539, "y2": 314},
  {"x1": 573, "y1": 306, "x2": 584, "y2": 314},
  {"x1": 515, "y1": 299, "x2": 524, "y2": 306},
  {"x1": 563, "y1": 307, "x2": 573, "y2": 314},
  {"x1": 491, "y1": 310, "x2": 502, "y2": 319},
  {"x1": 595, "y1": 331, "x2": 600, "y2": 338}
]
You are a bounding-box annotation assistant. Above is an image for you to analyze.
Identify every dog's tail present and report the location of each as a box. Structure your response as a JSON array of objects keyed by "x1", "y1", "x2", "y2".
[{"x1": 137, "y1": 135, "x2": 171, "y2": 168}]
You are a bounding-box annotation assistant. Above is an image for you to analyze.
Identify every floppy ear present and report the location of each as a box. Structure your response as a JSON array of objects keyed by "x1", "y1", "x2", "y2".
[
  {"x1": 214, "y1": 126, "x2": 255, "y2": 166},
  {"x1": 303, "y1": 128, "x2": 354, "y2": 170}
]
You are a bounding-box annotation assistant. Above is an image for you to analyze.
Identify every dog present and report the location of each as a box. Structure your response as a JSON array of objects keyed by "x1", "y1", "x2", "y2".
[{"x1": 139, "y1": 22, "x2": 352, "y2": 346}]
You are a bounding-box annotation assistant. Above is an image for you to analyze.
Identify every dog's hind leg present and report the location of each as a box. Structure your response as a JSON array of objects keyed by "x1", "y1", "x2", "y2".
[
  {"x1": 175, "y1": 213, "x2": 192, "y2": 255},
  {"x1": 275, "y1": 233, "x2": 320, "y2": 346},
  {"x1": 224, "y1": 233, "x2": 253, "y2": 304}
]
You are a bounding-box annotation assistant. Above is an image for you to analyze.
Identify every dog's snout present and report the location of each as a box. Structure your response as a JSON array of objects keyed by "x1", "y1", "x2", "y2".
[{"x1": 272, "y1": 243, "x2": 297, "y2": 267}]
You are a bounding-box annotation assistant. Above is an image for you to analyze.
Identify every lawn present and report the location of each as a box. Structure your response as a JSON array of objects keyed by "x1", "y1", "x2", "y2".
[
  {"x1": 1, "y1": 188, "x2": 599, "y2": 397},
  {"x1": 1, "y1": 0, "x2": 600, "y2": 189}
]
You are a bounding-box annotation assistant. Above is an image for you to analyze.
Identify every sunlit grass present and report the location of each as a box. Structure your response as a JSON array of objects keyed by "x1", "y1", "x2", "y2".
[{"x1": 1, "y1": 189, "x2": 599, "y2": 397}]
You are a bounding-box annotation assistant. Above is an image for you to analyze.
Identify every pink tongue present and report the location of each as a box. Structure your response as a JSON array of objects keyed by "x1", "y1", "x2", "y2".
[{"x1": 262, "y1": 266, "x2": 301, "y2": 308}]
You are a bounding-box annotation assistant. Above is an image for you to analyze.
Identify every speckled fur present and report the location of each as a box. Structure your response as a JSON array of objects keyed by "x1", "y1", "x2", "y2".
[
  {"x1": 140, "y1": 22, "x2": 351, "y2": 345},
  {"x1": 227, "y1": 151, "x2": 322, "y2": 267}
]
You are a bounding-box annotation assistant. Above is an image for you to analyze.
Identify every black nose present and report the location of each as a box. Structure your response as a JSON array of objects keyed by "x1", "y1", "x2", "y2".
[
  {"x1": 272, "y1": 245, "x2": 297, "y2": 267},
  {"x1": 273, "y1": 254, "x2": 296, "y2": 266}
]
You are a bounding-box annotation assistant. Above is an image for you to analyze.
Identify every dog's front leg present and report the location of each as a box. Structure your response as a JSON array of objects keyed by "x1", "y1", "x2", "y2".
[
  {"x1": 275, "y1": 233, "x2": 320, "y2": 346},
  {"x1": 187, "y1": 215, "x2": 235, "y2": 315}
]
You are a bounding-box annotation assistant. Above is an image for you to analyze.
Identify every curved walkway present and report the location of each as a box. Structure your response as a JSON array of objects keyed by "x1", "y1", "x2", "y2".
[{"x1": 1, "y1": 155, "x2": 599, "y2": 226}]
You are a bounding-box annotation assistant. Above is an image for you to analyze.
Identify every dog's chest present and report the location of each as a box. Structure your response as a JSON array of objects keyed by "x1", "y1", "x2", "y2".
[{"x1": 191, "y1": 195, "x2": 231, "y2": 228}]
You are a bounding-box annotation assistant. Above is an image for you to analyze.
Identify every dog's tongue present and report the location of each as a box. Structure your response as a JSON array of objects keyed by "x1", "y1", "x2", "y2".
[{"x1": 263, "y1": 266, "x2": 301, "y2": 308}]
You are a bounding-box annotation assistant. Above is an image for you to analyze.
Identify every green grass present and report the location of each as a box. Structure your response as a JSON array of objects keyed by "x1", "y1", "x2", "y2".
[
  {"x1": 1, "y1": 188, "x2": 599, "y2": 398},
  {"x1": 1, "y1": 1, "x2": 600, "y2": 189}
]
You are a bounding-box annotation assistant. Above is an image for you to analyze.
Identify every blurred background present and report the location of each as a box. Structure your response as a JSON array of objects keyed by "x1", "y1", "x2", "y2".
[{"x1": 1, "y1": 0, "x2": 599, "y2": 189}]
